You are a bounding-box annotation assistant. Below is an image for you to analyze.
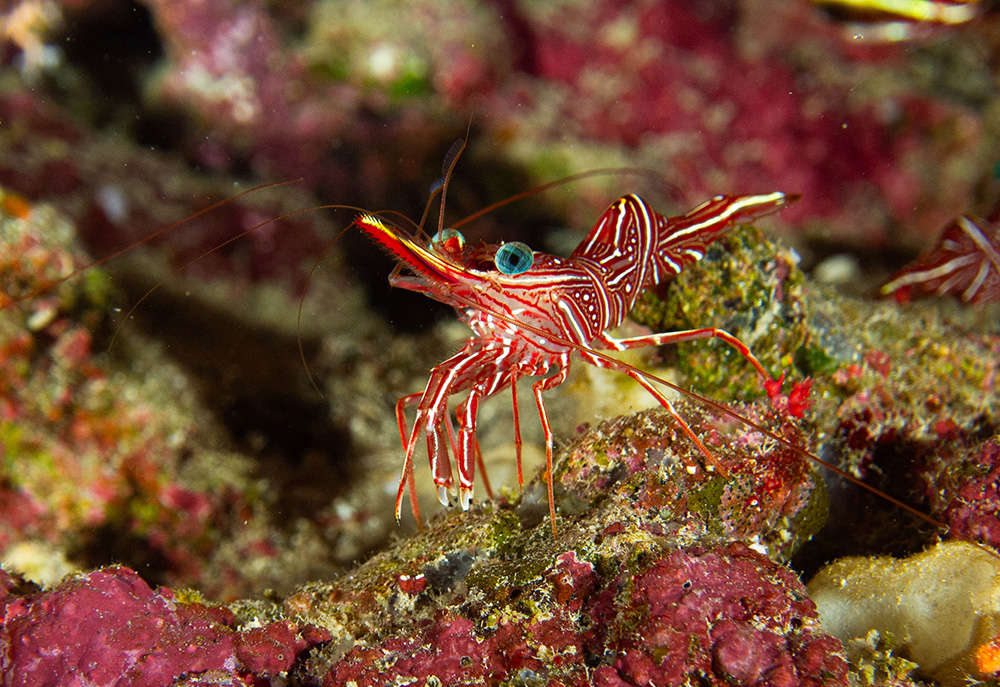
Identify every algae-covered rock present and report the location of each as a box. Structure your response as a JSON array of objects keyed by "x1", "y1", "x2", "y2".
[
  {"x1": 0, "y1": 193, "x2": 361, "y2": 599},
  {"x1": 318, "y1": 543, "x2": 846, "y2": 687},
  {"x1": 634, "y1": 220, "x2": 1000, "y2": 562},
  {"x1": 5, "y1": 178, "x2": 999, "y2": 684}
]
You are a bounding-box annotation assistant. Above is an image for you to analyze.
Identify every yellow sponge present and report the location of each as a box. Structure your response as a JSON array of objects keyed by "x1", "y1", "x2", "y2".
[{"x1": 807, "y1": 541, "x2": 1000, "y2": 686}]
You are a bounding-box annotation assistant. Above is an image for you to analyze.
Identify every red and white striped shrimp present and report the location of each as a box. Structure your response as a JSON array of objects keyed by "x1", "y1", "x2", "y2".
[
  {"x1": 355, "y1": 191, "x2": 795, "y2": 534},
  {"x1": 5, "y1": 153, "x2": 987, "y2": 553}
]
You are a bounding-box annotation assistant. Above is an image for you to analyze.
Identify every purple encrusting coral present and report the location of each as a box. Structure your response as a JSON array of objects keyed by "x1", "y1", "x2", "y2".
[
  {"x1": 935, "y1": 438, "x2": 1000, "y2": 549},
  {"x1": 0, "y1": 566, "x2": 329, "y2": 686},
  {"x1": 592, "y1": 545, "x2": 847, "y2": 687},
  {"x1": 323, "y1": 545, "x2": 846, "y2": 687}
]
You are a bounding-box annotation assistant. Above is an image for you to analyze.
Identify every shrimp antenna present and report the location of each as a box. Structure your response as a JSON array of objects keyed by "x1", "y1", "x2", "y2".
[
  {"x1": 1, "y1": 179, "x2": 303, "y2": 312},
  {"x1": 109, "y1": 202, "x2": 373, "y2": 351},
  {"x1": 436, "y1": 123, "x2": 473, "y2": 239},
  {"x1": 419, "y1": 178, "x2": 445, "y2": 238},
  {"x1": 409, "y1": 122, "x2": 472, "y2": 244},
  {"x1": 451, "y1": 168, "x2": 673, "y2": 231}
]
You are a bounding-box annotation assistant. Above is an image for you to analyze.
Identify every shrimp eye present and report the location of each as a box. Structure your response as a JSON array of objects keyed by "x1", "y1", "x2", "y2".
[
  {"x1": 494, "y1": 241, "x2": 534, "y2": 275},
  {"x1": 431, "y1": 228, "x2": 465, "y2": 255}
]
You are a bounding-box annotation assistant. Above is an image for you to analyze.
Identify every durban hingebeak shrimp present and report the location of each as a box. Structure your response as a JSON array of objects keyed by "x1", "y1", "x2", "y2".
[{"x1": 354, "y1": 189, "x2": 795, "y2": 536}]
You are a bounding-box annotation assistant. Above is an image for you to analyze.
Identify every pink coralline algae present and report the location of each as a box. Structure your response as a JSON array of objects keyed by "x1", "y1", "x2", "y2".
[
  {"x1": 935, "y1": 438, "x2": 1000, "y2": 550},
  {"x1": 323, "y1": 545, "x2": 846, "y2": 687},
  {"x1": 135, "y1": 0, "x2": 988, "y2": 244},
  {"x1": 593, "y1": 545, "x2": 847, "y2": 687},
  {"x1": 0, "y1": 566, "x2": 329, "y2": 687},
  {"x1": 324, "y1": 551, "x2": 598, "y2": 686},
  {"x1": 474, "y1": 0, "x2": 984, "y2": 245}
]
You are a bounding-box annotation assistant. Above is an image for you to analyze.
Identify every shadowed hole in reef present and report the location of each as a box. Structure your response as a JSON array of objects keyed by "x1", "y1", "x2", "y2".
[
  {"x1": 791, "y1": 439, "x2": 948, "y2": 579},
  {"x1": 57, "y1": 1, "x2": 189, "y2": 150},
  {"x1": 73, "y1": 526, "x2": 174, "y2": 588},
  {"x1": 103, "y1": 272, "x2": 358, "y2": 527}
]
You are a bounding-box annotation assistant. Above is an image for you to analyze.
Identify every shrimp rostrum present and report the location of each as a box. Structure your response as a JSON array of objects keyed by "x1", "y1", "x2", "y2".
[{"x1": 355, "y1": 191, "x2": 795, "y2": 534}]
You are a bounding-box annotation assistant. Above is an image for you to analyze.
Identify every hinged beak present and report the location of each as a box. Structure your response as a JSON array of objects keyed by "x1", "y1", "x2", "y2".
[{"x1": 355, "y1": 214, "x2": 473, "y2": 286}]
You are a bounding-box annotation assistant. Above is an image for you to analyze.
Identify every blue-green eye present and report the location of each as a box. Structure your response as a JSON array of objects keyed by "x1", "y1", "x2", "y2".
[{"x1": 494, "y1": 241, "x2": 534, "y2": 275}]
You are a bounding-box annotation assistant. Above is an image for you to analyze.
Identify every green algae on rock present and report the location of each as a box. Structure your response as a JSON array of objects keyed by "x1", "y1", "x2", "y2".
[
  {"x1": 279, "y1": 399, "x2": 835, "y2": 686},
  {"x1": 0, "y1": 194, "x2": 352, "y2": 599},
  {"x1": 625, "y1": 214, "x2": 998, "y2": 560},
  {"x1": 629, "y1": 224, "x2": 810, "y2": 401}
]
